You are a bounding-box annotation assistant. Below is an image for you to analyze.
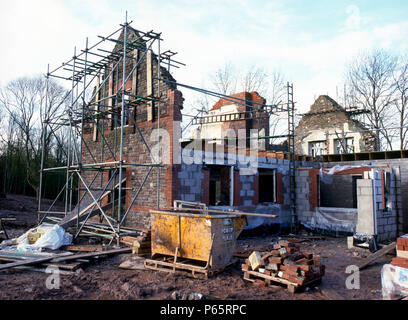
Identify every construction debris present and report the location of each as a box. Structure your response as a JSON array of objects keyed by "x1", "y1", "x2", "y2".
[
  {"x1": 392, "y1": 235, "x2": 408, "y2": 268},
  {"x1": 242, "y1": 239, "x2": 325, "y2": 293},
  {"x1": 357, "y1": 241, "x2": 396, "y2": 270},
  {"x1": 120, "y1": 231, "x2": 151, "y2": 255},
  {"x1": 0, "y1": 246, "x2": 131, "y2": 273},
  {"x1": 381, "y1": 235, "x2": 408, "y2": 299},
  {"x1": 118, "y1": 256, "x2": 146, "y2": 270}
]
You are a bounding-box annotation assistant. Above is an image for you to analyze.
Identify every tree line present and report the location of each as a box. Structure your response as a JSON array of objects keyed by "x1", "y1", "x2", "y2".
[{"x1": 0, "y1": 76, "x2": 72, "y2": 200}]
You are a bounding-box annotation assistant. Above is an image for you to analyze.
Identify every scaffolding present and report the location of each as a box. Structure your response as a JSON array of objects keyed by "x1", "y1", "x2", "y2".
[{"x1": 37, "y1": 15, "x2": 299, "y2": 242}]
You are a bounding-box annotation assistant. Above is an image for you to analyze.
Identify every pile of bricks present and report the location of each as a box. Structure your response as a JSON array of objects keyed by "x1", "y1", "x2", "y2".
[
  {"x1": 392, "y1": 235, "x2": 408, "y2": 269},
  {"x1": 242, "y1": 239, "x2": 325, "y2": 287}
]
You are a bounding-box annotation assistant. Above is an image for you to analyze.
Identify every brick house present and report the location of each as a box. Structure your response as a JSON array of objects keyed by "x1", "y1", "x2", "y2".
[
  {"x1": 79, "y1": 30, "x2": 404, "y2": 240},
  {"x1": 192, "y1": 91, "x2": 270, "y2": 149},
  {"x1": 81, "y1": 29, "x2": 293, "y2": 231},
  {"x1": 294, "y1": 95, "x2": 376, "y2": 157}
]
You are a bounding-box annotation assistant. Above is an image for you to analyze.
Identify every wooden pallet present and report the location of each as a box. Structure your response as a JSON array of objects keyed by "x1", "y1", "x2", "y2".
[
  {"x1": 243, "y1": 269, "x2": 322, "y2": 294},
  {"x1": 144, "y1": 256, "x2": 212, "y2": 279}
]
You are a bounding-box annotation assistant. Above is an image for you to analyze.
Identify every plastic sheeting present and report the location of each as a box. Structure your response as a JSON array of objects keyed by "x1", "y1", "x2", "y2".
[
  {"x1": 244, "y1": 204, "x2": 281, "y2": 230},
  {"x1": 381, "y1": 263, "x2": 408, "y2": 300},
  {"x1": 301, "y1": 207, "x2": 357, "y2": 233},
  {"x1": 319, "y1": 164, "x2": 371, "y2": 184},
  {"x1": 12, "y1": 224, "x2": 72, "y2": 252}
]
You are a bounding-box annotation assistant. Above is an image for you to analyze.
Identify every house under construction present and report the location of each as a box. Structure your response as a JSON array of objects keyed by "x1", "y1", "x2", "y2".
[{"x1": 37, "y1": 17, "x2": 408, "y2": 249}]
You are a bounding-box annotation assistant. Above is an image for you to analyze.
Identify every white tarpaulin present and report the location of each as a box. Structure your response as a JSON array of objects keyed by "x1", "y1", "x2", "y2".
[
  {"x1": 382, "y1": 263, "x2": 408, "y2": 300},
  {"x1": 319, "y1": 165, "x2": 372, "y2": 184},
  {"x1": 301, "y1": 207, "x2": 357, "y2": 233},
  {"x1": 7, "y1": 224, "x2": 72, "y2": 252}
]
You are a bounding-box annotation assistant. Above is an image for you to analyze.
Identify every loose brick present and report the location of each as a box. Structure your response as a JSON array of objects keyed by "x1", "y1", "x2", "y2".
[
  {"x1": 282, "y1": 272, "x2": 291, "y2": 280},
  {"x1": 261, "y1": 253, "x2": 273, "y2": 263},
  {"x1": 302, "y1": 252, "x2": 313, "y2": 259},
  {"x1": 270, "y1": 250, "x2": 281, "y2": 256},
  {"x1": 283, "y1": 258, "x2": 297, "y2": 266},
  {"x1": 290, "y1": 275, "x2": 305, "y2": 286},
  {"x1": 279, "y1": 265, "x2": 288, "y2": 271},
  {"x1": 286, "y1": 269, "x2": 299, "y2": 277},
  {"x1": 242, "y1": 264, "x2": 250, "y2": 271},
  {"x1": 268, "y1": 257, "x2": 282, "y2": 264},
  {"x1": 298, "y1": 265, "x2": 311, "y2": 272},
  {"x1": 286, "y1": 264, "x2": 299, "y2": 273}
]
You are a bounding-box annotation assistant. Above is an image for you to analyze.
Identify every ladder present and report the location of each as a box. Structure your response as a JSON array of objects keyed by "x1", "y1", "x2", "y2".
[{"x1": 287, "y1": 83, "x2": 297, "y2": 233}]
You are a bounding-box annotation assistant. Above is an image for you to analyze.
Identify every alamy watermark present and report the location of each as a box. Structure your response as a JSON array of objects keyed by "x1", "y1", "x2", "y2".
[
  {"x1": 345, "y1": 265, "x2": 360, "y2": 290},
  {"x1": 45, "y1": 265, "x2": 60, "y2": 290}
]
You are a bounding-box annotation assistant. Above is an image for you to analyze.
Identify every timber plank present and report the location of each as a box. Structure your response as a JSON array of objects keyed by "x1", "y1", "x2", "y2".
[{"x1": 357, "y1": 242, "x2": 396, "y2": 270}]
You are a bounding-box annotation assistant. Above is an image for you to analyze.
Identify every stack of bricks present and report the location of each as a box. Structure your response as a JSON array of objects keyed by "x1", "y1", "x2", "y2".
[
  {"x1": 242, "y1": 239, "x2": 325, "y2": 287},
  {"x1": 392, "y1": 235, "x2": 408, "y2": 269}
]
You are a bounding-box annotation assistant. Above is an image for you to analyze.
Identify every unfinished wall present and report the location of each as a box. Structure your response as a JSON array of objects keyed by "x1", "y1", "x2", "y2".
[
  {"x1": 177, "y1": 146, "x2": 317, "y2": 229},
  {"x1": 192, "y1": 92, "x2": 270, "y2": 150},
  {"x1": 297, "y1": 162, "x2": 403, "y2": 241},
  {"x1": 322, "y1": 159, "x2": 406, "y2": 235},
  {"x1": 295, "y1": 168, "x2": 359, "y2": 236},
  {"x1": 356, "y1": 170, "x2": 398, "y2": 242}
]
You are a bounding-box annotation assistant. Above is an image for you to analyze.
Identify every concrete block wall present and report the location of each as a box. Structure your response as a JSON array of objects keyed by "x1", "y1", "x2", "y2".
[
  {"x1": 324, "y1": 159, "x2": 406, "y2": 235},
  {"x1": 295, "y1": 169, "x2": 312, "y2": 224},
  {"x1": 178, "y1": 164, "x2": 205, "y2": 203},
  {"x1": 176, "y1": 151, "x2": 317, "y2": 227},
  {"x1": 367, "y1": 169, "x2": 398, "y2": 242}
]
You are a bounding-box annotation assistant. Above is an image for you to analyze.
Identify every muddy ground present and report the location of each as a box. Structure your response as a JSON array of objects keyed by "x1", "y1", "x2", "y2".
[{"x1": 0, "y1": 194, "x2": 391, "y2": 300}]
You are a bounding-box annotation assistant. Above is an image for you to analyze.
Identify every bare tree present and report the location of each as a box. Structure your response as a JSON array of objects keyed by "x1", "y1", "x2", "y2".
[
  {"x1": 0, "y1": 76, "x2": 68, "y2": 197},
  {"x1": 240, "y1": 64, "x2": 268, "y2": 96},
  {"x1": 345, "y1": 49, "x2": 397, "y2": 150},
  {"x1": 394, "y1": 57, "x2": 408, "y2": 149},
  {"x1": 209, "y1": 62, "x2": 237, "y2": 95}
]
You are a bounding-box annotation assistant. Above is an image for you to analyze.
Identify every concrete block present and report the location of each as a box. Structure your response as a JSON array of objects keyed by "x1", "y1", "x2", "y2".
[
  {"x1": 347, "y1": 236, "x2": 354, "y2": 249},
  {"x1": 190, "y1": 186, "x2": 201, "y2": 194},
  {"x1": 243, "y1": 200, "x2": 252, "y2": 206},
  {"x1": 358, "y1": 187, "x2": 373, "y2": 196},
  {"x1": 298, "y1": 170, "x2": 309, "y2": 177},
  {"x1": 178, "y1": 171, "x2": 188, "y2": 180},
  {"x1": 184, "y1": 194, "x2": 195, "y2": 202}
]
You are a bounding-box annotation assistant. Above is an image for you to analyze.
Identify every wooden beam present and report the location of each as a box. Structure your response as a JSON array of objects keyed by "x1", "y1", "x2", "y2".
[{"x1": 357, "y1": 242, "x2": 396, "y2": 270}]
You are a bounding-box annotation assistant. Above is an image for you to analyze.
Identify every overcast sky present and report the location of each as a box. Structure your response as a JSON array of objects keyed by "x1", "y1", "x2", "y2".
[{"x1": 1, "y1": 0, "x2": 407, "y2": 115}]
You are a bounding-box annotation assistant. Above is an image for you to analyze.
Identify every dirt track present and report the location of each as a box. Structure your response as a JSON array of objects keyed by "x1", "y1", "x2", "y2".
[{"x1": 0, "y1": 194, "x2": 390, "y2": 300}]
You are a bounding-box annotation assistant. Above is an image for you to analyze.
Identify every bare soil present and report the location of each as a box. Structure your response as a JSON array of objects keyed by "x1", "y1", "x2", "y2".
[{"x1": 0, "y1": 194, "x2": 390, "y2": 300}]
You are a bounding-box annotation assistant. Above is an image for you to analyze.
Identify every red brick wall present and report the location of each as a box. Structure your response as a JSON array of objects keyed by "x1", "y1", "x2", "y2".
[
  {"x1": 201, "y1": 168, "x2": 210, "y2": 206},
  {"x1": 252, "y1": 173, "x2": 259, "y2": 205},
  {"x1": 276, "y1": 172, "x2": 284, "y2": 204},
  {"x1": 233, "y1": 170, "x2": 242, "y2": 206}
]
